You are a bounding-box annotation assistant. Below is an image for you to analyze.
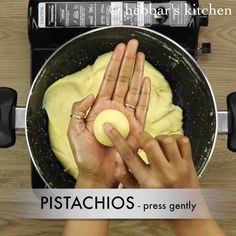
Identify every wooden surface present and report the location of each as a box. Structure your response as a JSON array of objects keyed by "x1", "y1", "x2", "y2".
[{"x1": 0, "y1": 0, "x2": 236, "y2": 235}]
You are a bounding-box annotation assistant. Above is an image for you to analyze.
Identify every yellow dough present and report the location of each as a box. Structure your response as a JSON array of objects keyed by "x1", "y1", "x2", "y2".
[
  {"x1": 93, "y1": 109, "x2": 130, "y2": 147},
  {"x1": 43, "y1": 52, "x2": 183, "y2": 179}
]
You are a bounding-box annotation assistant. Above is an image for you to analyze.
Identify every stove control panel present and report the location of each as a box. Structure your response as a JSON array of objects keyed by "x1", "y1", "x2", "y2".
[
  {"x1": 28, "y1": 0, "x2": 210, "y2": 59},
  {"x1": 36, "y1": 1, "x2": 192, "y2": 28}
]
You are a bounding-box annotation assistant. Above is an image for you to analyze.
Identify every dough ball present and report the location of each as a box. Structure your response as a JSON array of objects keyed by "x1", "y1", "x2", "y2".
[{"x1": 93, "y1": 109, "x2": 130, "y2": 146}]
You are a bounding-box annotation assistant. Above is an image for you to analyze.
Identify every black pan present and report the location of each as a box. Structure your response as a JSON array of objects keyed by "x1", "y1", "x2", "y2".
[{"x1": 0, "y1": 26, "x2": 236, "y2": 188}]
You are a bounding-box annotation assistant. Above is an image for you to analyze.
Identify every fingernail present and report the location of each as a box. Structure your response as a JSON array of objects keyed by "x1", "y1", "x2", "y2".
[
  {"x1": 116, "y1": 43, "x2": 126, "y2": 53},
  {"x1": 144, "y1": 77, "x2": 150, "y2": 83},
  {"x1": 138, "y1": 52, "x2": 145, "y2": 59},
  {"x1": 129, "y1": 39, "x2": 139, "y2": 46},
  {"x1": 103, "y1": 122, "x2": 113, "y2": 134},
  {"x1": 117, "y1": 43, "x2": 126, "y2": 50},
  {"x1": 89, "y1": 93, "x2": 95, "y2": 98},
  {"x1": 143, "y1": 77, "x2": 151, "y2": 89}
]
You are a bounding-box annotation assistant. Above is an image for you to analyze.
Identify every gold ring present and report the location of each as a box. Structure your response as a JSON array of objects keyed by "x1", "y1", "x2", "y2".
[
  {"x1": 70, "y1": 114, "x2": 85, "y2": 120},
  {"x1": 125, "y1": 103, "x2": 136, "y2": 110}
]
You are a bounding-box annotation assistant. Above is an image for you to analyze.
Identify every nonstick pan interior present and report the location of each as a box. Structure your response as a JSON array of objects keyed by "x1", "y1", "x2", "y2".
[{"x1": 26, "y1": 27, "x2": 217, "y2": 188}]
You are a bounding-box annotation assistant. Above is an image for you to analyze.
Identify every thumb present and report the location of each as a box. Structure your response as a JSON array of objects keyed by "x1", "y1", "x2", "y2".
[{"x1": 69, "y1": 94, "x2": 95, "y2": 133}]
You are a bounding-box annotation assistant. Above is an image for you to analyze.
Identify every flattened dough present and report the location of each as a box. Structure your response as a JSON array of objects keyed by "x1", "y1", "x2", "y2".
[{"x1": 43, "y1": 52, "x2": 183, "y2": 179}]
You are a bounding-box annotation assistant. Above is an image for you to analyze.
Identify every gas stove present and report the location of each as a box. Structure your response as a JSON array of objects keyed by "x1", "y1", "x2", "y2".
[{"x1": 28, "y1": 0, "x2": 211, "y2": 188}]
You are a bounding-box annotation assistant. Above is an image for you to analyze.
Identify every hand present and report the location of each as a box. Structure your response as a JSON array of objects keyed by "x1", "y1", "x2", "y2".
[
  {"x1": 104, "y1": 129, "x2": 226, "y2": 236},
  {"x1": 104, "y1": 128, "x2": 199, "y2": 189},
  {"x1": 67, "y1": 39, "x2": 151, "y2": 188}
]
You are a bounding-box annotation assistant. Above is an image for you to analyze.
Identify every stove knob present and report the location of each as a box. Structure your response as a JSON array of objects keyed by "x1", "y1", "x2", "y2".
[
  {"x1": 201, "y1": 42, "x2": 211, "y2": 54},
  {"x1": 199, "y1": 14, "x2": 208, "y2": 27},
  {"x1": 155, "y1": 7, "x2": 169, "y2": 24}
]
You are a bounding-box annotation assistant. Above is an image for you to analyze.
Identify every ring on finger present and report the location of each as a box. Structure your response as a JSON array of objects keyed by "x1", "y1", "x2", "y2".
[
  {"x1": 70, "y1": 113, "x2": 86, "y2": 120},
  {"x1": 125, "y1": 103, "x2": 136, "y2": 110}
]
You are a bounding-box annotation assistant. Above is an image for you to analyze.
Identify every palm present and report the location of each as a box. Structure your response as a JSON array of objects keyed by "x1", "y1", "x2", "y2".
[{"x1": 77, "y1": 99, "x2": 142, "y2": 183}]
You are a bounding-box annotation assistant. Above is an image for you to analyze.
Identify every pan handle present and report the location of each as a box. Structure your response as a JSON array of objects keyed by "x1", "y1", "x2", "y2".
[
  {"x1": 227, "y1": 92, "x2": 236, "y2": 152},
  {"x1": 0, "y1": 87, "x2": 17, "y2": 148},
  {"x1": 218, "y1": 92, "x2": 236, "y2": 152}
]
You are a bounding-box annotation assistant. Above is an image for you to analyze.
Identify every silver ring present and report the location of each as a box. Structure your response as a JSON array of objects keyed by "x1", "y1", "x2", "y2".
[
  {"x1": 70, "y1": 114, "x2": 85, "y2": 120},
  {"x1": 125, "y1": 103, "x2": 136, "y2": 110}
]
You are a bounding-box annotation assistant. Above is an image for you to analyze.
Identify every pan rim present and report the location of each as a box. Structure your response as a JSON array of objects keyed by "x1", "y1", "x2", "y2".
[{"x1": 25, "y1": 26, "x2": 218, "y2": 188}]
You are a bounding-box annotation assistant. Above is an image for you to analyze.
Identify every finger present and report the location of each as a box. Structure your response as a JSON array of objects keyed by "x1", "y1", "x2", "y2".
[
  {"x1": 115, "y1": 155, "x2": 139, "y2": 188},
  {"x1": 155, "y1": 135, "x2": 182, "y2": 163},
  {"x1": 69, "y1": 94, "x2": 95, "y2": 134},
  {"x1": 125, "y1": 52, "x2": 145, "y2": 110},
  {"x1": 137, "y1": 132, "x2": 169, "y2": 167},
  {"x1": 135, "y1": 77, "x2": 151, "y2": 128},
  {"x1": 113, "y1": 39, "x2": 139, "y2": 103},
  {"x1": 175, "y1": 136, "x2": 192, "y2": 161},
  {"x1": 97, "y1": 43, "x2": 126, "y2": 100},
  {"x1": 104, "y1": 123, "x2": 149, "y2": 183},
  {"x1": 157, "y1": 135, "x2": 192, "y2": 161}
]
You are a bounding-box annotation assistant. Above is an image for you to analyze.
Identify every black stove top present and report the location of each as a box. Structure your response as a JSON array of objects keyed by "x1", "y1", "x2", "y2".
[{"x1": 29, "y1": 0, "x2": 211, "y2": 188}]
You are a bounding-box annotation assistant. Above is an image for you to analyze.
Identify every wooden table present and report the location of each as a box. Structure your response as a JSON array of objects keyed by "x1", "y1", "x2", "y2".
[{"x1": 0, "y1": 1, "x2": 235, "y2": 235}]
